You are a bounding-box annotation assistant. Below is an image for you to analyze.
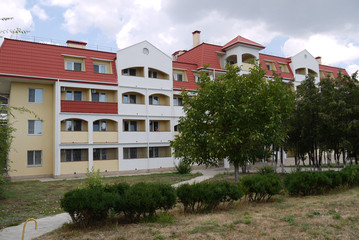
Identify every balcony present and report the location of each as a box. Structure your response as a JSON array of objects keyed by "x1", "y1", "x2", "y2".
[
  {"x1": 61, "y1": 100, "x2": 118, "y2": 114},
  {"x1": 93, "y1": 131, "x2": 118, "y2": 143},
  {"x1": 242, "y1": 62, "x2": 254, "y2": 72},
  {"x1": 61, "y1": 131, "x2": 88, "y2": 143}
]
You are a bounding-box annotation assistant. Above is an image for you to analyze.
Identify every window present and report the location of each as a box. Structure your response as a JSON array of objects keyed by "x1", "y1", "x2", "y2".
[
  {"x1": 279, "y1": 65, "x2": 283, "y2": 72},
  {"x1": 93, "y1": 148, "x2": 108, "y2": 160},
  {"x1": 66, "y1": 91, "x2": 82, "y2": 101},
  {"x1": 149, "y1": 121, "x2": 159, "y2": 132},
  {"x1": 27, "y1": 150, "x2": 42, "y2": 166},
  {"x1": 28, "y1": 120, "x2": 42, "y2": 135},
  {"x1": 174, "y1": 73, "x2": 183, "y2": 81},
  {"x1": 93, "y1": 120, "x2": 107, "y2": 131},
  {"x1": 28, "y1": 88, "x2": 43, "y2": 103},
  {"x1": 174, "y1": 125, "x2": 178, "y2": 132},
  {"x1": 123, "y1": 94, "x2": 137, "y2": 104},
  {"x1": 149, "y1": 70, "x2": 158, "y2": 78},
  {"x1": 65, "y1": 119, "x2": 82, "y2": 131},
  {"x1": 94, "y1": 64, "x2": 107, "y2": 74},
  {"x1": 124, "y1": 120, "x2": 137, "y2": 131},
  {"x1": 194, "y1": 75, "x2": 200, "y2": 82},
  {"x1": 149, "y1": 147, "x2": 160, "y2": 158},
  {"x1": 66, "y1": 61, "x2": 83, "y2": 71},
  {"x1": 63, "y1": 149, "x2": 83, "y2": 161},
  {"x1": 266, "y1": 64, "x2": 271, "y2": 70},
  {"x1": 173, "y1": 96, "x2": 183, "y2": 106},
  {"x1": 124, "y1": 148, "x2": 138, "y2": 159},
  {"x1": 149, "y1": 96, "x2": 159, "y2": 105},
  {"x1": 92, "y1": 92, "x2": 107, "y2": 102},
  {"x1": 123, "y1": 68, "x2": 137, "y2": 76}
]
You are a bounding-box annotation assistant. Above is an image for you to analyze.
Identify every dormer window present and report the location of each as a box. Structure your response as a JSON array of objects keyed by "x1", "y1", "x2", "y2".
[
  {"x1": 94, "y1": 64, "x2": 107, "y2": 73},
  {"x1": 66, "y1": 61, "x2": 83, "y2": 71},
  {"x1": 174, "y1": 73, "x2": 183, "y2": 81},
  {"x1": 266, "y1": 64, "x2": 271, "y2": 70}
]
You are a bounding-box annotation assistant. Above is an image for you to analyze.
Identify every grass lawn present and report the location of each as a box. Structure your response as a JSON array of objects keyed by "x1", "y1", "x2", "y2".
[
  {"x1": 0, "y1": 172, "x2": 202, "y2": 229},
  {"x1": 34, "y1": 186, "x2": 359, "y2": 240}
]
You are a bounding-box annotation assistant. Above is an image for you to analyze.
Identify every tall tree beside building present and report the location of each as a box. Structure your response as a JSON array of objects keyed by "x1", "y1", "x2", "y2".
[{"x1": 170, "y1": 64, "x2": 295, "y2": 182}]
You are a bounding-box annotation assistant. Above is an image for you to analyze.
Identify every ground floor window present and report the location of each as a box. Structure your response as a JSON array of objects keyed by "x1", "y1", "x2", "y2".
[
  {"x1": 27, "y1": 150, "x2": 42, "y2": 166},
  {"x1": 123, "y1": 147, "x2": 147, "y2": 159},
  {"x1": 61, "y1": 149, "x2": 88, "y2": 162},
  {"x1": 149, "y1": 147, "x2": 160, "y2": 158}
]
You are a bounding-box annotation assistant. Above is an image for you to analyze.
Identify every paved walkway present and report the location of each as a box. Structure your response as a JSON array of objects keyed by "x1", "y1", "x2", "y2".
[{"x1": 0, "y1": 168, "x2": 227, "y2": 240}]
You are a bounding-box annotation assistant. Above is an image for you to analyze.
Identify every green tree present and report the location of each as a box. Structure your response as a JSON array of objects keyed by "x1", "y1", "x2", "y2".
[
  {"x1": 0, "y1": 17, "x2": 29, "y2": 37},
  {"x1": 170, "y1": 64, "x2": 295, "y2": 181}
]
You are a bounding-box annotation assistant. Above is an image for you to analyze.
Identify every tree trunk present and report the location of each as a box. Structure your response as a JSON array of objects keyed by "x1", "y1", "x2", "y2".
[{"x1": 234, "y1": 162, "x2": 240, "y2": 182}]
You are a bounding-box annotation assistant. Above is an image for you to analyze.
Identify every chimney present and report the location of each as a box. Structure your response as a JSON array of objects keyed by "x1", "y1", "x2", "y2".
[
  {"x1": 66, "y1": 40, "x2": 87, "y2": 49},
  {"x1": 192, "y1": 30, "x2": 201, "y2": 48},
  {"x1": 315, "y1": 56, "x2": 322, "y2": 64}
]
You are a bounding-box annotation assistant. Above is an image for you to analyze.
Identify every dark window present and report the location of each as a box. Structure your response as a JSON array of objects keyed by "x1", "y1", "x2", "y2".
[{"x1": 74, "y1": 62, "x2": 82, "y2": 71}]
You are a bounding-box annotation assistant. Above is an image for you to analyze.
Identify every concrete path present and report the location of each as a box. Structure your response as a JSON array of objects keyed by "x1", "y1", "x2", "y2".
[{"x1": 0, "y1": 168, "x2": 226, "y2": 240}]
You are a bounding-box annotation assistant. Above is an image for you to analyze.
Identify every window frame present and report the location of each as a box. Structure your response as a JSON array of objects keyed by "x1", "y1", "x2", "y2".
[
  {"x1": 28, "y1": 120, "x2": 43, "y2": 135},
  {"x1": 93, "y1": 64, "x2": 108, "y2": 74},
  {"x1": 93, "y1": 120, "x2": 107, "y2": 131},
  {"x1": 92, "y1": 92, "x2": 107, "y2": 102},
  {"x1": 149, "y1": 121, "x2": 159, "y2": 132},
  {"x1": 149, "y1": 96, "x2": 159, "y2": 105},
  {"x1": 149, "y1": 147, "x2": 160, "y2": 158},
  {"x1": 123, "y1": 147, "x2": 138, "y2": 159},
  {"x1": 148, "y1": 70, "x2": 158, "y2": 78},
  {"x1": 173, "y1": 96, "x2": 183, "y2": 106},
  {"x1": 65, "y1": 60, "x2": 83, "y2": 72},
  {"x1": 66, "y1": 90, "x2": 82, "y2": 101},
  {"x1": 93, "y1": 148, "x2": 108, "y2": 160},
  {"x1": 65, "y1": 119, "x2": 83, "y2": 131},
  {"x1": 27, "y1": 150, "x2": 42, "y2": 166},
  {"x1": 174, "y1": 73, "x2": 183, "y2": 82},
  {"x1": 124, "y1": 120, "x2": 138, "y2": 132}
]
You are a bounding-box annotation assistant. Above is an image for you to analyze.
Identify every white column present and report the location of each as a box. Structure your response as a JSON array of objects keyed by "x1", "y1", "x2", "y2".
[
  {"x1": 54, "y1": 80, "x2": 61, "y2": 176},
  {"x1": 88, "y1": 146, "x2": 93, "y2": 170}
]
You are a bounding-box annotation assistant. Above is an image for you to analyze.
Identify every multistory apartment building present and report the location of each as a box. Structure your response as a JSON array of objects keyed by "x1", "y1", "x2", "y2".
[{"x1": 0, "y1": 31, "x2": 348, "y2": 179}]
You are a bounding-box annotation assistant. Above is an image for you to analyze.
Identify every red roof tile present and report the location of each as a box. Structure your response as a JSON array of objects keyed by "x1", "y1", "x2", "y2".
[
  {"x1": 173, "y1": 61, "x2": 200, "y2": 90},
  {"x1": 259, "y1": 53, "x2": 294, "y2": 79},
  {"x1": 223, "y1": 35, "x2": 265, "y2": 50},
  {"x1": 319, "y1": 64, "x2": 349, "y2": 79},
  {"x1": 0, "y1": 38, "x2": 117, "y2": 84}
]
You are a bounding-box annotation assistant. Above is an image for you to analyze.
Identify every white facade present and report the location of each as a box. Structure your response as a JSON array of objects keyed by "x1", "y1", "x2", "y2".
[{"x1": 290, "y1": 50, "x2": 320, "y2": 87}]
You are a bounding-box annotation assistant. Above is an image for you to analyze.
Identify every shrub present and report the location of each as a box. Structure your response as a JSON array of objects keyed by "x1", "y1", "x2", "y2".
[
  {"x1": 0, "y1": 174, "x2": 6, "y2": 199},
  {"x1": 60, "y1": 185, "x2": 114, "y2": 226},
  {"x1": 322, "y1": 170, "x2": 342, "y2": 188},
  {"x1": 239, "y1": 173, "x2": 282, "y2": 201},
  {"x1": 175, "y1": 160, "x2": 192, "y2": 174},
  {"x1": 257, "y1": 165, "x2": 275, "y2": 175},
  {"x1": 84, "y1": 167, "x2": 104, "y2": 188},
  {"x1": 284, "y1": 171, "x2": 332, "y2": 196},
  {"x1": 176, "y1": 181, "x2": 243, "y2": 212},
  {"x1": 120, "y1": 183, "x2": 176, "y2": 222}
]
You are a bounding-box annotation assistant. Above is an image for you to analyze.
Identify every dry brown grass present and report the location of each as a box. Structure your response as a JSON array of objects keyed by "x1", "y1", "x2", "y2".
[{"x1": 34, "y1": 187, "x2": 359, "y2": 240}]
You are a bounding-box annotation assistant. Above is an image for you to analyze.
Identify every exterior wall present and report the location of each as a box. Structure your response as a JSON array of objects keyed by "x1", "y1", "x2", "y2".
[
  {"x1": 8, "y1": 82, "x2": 54, "y2": 177},
  {"x1": 290, "y1": 50, "x2": 320, "y2": 87},
  {"x1": 223, "y1": 45, "x2": 260, "y2": 73}
]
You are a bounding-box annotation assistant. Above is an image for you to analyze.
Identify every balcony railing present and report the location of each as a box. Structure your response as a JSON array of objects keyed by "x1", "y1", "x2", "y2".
[{"x1": 61, "y1": 100, "x2": 118, "y2": 114}]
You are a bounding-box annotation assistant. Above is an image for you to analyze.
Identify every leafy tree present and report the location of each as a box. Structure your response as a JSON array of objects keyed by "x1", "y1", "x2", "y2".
[
  {"x1": 0, "y1": 17, "x2": 29, "y2": 37},
  {"x1": 170, "y1": 64, "x2": 295, "y2": 181}
]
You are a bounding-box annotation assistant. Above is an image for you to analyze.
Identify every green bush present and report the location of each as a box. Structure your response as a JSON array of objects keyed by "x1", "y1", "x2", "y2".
[
  {"x1": 284, "y1": 171, "x2": 332, "y2": 196},
  {"x1": 340, "y1": 166, "x2": 359, "y2": 186},
  {"x1": 176, "y1": 181, "x2": 243, "y2": 212},
  {"x1": 119, "y1": 183, "x2": 176, "y2": 222},
  {"x1": 0, "y1": 174, "x2": 7, "y2": 199},
  {"x1": 175, "y1": 160, "x2": 192, "y2": 174},
  {"x1": 322, "y1": 170, "x2": 342, "y2": 188},
  {"x1": 239, "y1": 173, "x2": 282, "y2": 201},
  {"x1": 257, "y1": 165, "x2": 275, "y2": 175},
  {"x1": 60, "y1": 185, "x2": 114, "y2": 226}
]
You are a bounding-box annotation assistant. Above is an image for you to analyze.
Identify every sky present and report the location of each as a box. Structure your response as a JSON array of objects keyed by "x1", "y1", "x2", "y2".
[{"x1": 1, "y1": 0, "x2": 359, "y2": 75}]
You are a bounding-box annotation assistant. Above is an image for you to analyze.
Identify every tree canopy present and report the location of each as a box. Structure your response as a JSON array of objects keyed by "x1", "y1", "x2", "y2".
[{"x1": 170, "y1": 64, "x2": 295, "y2": 181}]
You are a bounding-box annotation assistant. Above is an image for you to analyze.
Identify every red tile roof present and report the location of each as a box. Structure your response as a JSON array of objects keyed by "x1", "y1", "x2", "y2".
[
  {"x1": 173, "y1": 61, "x2": 200, "y2": 90},
  {"x1": 0, "y1": 38, "x2": 117, "y2": 84},
  {"x1": 319, "y1": 64, "x2": 349, "y2": 79},
  {"x1": 223, "y1": 35, "x2": 265, "y2": 50},
  {"x1": 259, "y1": 53, "x2": 294, "y2": 79}
]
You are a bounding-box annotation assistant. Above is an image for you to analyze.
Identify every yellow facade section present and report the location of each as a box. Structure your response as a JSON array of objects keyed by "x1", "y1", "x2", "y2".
[
  {"x1": 61, "y1": 131, "x2": 88, "y2": 143},
  {"x1": 8, "y1": 82, "x2": 54, "y2": 177},
  {"x1": 93, "y1": 132, "x2": 118, "y2": 143},
  {"x1": 61, "y1": 161, "x2": 89, "y2": 175},
  {"x1": 93, "y1": 160, "x2": 118, "y2": 172}
]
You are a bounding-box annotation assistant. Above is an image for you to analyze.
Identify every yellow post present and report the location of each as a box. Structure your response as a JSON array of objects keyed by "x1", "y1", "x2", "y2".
[{"x1": 22, "y1": 218, "x2": 37, "y2": 240}]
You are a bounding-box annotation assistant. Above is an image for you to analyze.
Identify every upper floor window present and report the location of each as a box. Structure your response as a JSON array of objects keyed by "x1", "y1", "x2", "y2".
[
  {"x1": 123, "y1": 94, "x2": 137, "y2": 104},
  {"x1": 66, "y1": 61, "x2": 83, "y2": 71},
  {"x1": 27, "y1": 150, "x2": 42, "y2": 166},
  {"x1": 174, "y1": 73, "x2": 183, "y2": 81},
  {"x1": 92, "y1": 91, "x2": 107, "y2": 102},
  {"x1": 149, "y1": 147, "x2": 160, "y2": 158},
  {"x1": 93, "y1": 120, "x2": 107, "y2": 131},
  {"x1": 149, "y1": 121, "x2": 159, "y2": 132},
  {"x1": 123, "y1": 147, "x2": 138, "y2": 159},
  {"x1": 173, "y1": 96, "x2": 183, "y2": 106},
  {"x1": 66, "y1": 91, "x2": 82, "y2": 101},
  {"x1": 94, "y1": 64, "x2": 107, "y2": 74},
  {"x1": 149, "y1": 96, "x2": 159, "y2": 105},
  {"x1": 124, "y1": 120, "x2": 138, "y2": 131},
  {"x1": 194, "y1": 75, "x2": 200, "y2": 82},
  {"x1": 65, "y1": 119, "x2": 82, "y2": 131},
  {"x1": 123, "y1": 68, "x2": 137, "y2": 76},
  {"x1": 28, "y1": 120, "x2": 42, "y2": 135},
  {"x1": 29, "y1": 88, "x2": 43, "y2": 103},
  {"x1": 149, "y1": 70, "x2": 158, "y2": 78},
  {"x1": 93, "y1": 148, "x2": 108, "y2": 160}
]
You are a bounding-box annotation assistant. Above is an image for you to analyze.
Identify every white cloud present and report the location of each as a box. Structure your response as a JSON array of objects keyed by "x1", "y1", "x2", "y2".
[
  {"x1": 282, "y1": 34, "x2": 359, "y2": 65},
  {"x1": 347, "y1": 64, "x2": 359, "y2": 76},
  {"x1": 0, "y1": 0, "x2": 33, "y2": 32},
  {"x1": 31, "y1": 5, "x2": 49, "y2": 20}
]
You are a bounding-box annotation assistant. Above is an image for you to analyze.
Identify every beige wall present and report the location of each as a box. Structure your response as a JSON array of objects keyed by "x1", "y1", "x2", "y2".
[
  {"x1": 8, "y1": 82, "x2": 54, "y2": 177},
  {"x1": 60, "y1": 161, "x2": 89, "y2": 175},
  {"x1": 93, "y1": 160, "x2": 118, "y2": 172},
  {"x1": 93, "y1": 131, "x2": 118, "y2": 143},
  {"x1": 61, "y1": 131, "x2": 88, "y2": 143}
]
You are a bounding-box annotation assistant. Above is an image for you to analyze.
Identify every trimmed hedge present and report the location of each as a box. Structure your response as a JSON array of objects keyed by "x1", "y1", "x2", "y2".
[
  {"x1": 176, "y1": 181, "x2": 243, "y2": 212},
  {"x1": 239, "y1": 173, "x2": 282, "y2": 201},
  {"x1": 61, "y1": 182, "x2": 176, "y2": 225}
]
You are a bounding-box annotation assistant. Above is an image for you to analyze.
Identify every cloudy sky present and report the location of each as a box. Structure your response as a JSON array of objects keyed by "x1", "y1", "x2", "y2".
[{"x1": 1, "y1": 0, "x2": 359, "y2": 74}]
